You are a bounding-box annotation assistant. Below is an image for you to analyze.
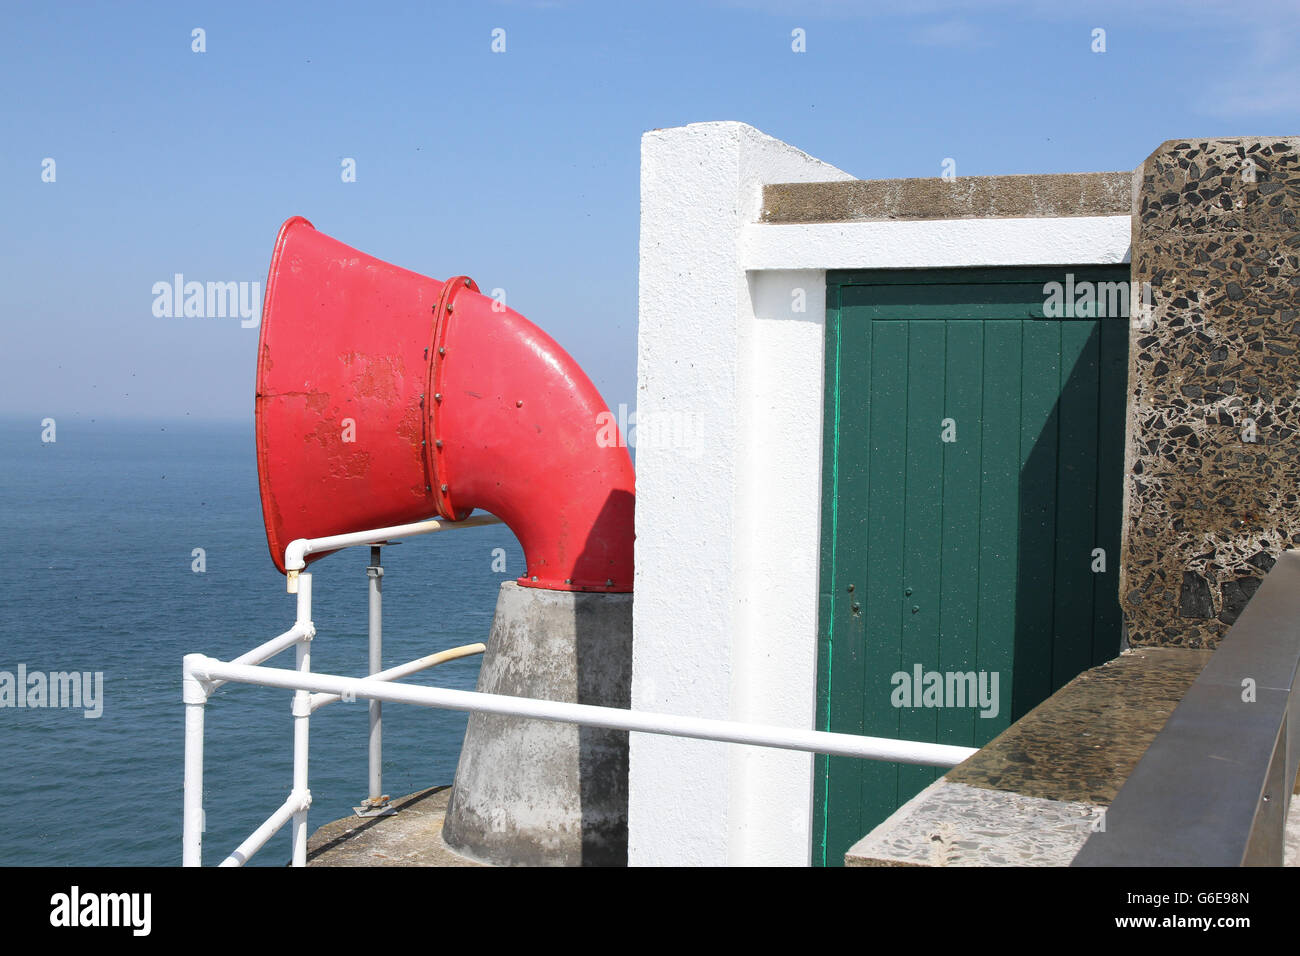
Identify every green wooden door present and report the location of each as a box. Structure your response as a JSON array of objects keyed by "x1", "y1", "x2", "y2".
[{"x1": 813, "y1": 266, "x2": 1130, "y2": 866}]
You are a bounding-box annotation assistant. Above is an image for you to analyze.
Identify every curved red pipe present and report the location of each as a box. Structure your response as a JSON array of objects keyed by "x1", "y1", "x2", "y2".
[{"x1": 255, "y1": 217, "x2": 635, "y2": 591}]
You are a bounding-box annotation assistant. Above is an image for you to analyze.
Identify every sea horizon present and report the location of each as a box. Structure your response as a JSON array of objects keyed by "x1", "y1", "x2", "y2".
[{"x1": 0, "y1": 417, "x2": 523, "y2": 865}]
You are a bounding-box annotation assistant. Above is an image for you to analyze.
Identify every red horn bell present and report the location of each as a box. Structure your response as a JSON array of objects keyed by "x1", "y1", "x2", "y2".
[{"x1": 254, "y1": 216, "x2": 635, "y2": 591}]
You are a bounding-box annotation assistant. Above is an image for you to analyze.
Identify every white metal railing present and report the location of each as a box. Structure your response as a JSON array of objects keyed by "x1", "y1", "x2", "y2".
[
  {"x1": 181, "y1": 515, "x2": 978, "y2": 867},
  {"x1": 182, "y1": 515, "x2": 501, "y2": 867}
]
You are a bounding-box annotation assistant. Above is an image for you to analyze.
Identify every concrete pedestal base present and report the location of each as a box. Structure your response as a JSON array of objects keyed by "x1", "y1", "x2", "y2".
[{"x1": 441, "y1": 581, "x2": 633, "y2": 866}]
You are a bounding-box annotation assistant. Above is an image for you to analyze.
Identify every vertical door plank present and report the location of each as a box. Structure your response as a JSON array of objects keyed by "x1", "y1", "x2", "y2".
[
  {"x1": 1015, "y1": 319, "x2": 1061, "y2": 719},
  {"x1": 898, "y1": 321, "x2": 947, "y2": 798},
  {"x1": 1093, "y1": 316, "x2": 1129, "y2": 665},
  {"x1": 939, "y1": 320, "x2": 984, "y2": 748},
  {"x1": 976, "y1": 320, "x2": 1022, "y2": 743},
  {"x1": 860, "y1": 319, "x2": 912, "y2": 832},
  {"x1": 1053, "y1": 321, "x2": 1101, "y2": 687},
  {"x1": 822, "y1": 305, "x2": 875, "y2": 862}
]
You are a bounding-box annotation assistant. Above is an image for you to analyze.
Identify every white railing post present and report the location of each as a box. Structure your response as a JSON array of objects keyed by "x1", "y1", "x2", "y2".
[
  {"x1": 366, "y1": 546, "x2": 386, "y2": 809},
  {"x1": 182, "y1": 654, "x2": 210, "y2": 867},
  {"x1": 290, "y1": 573, "x2": 314, "y2": 867},
  {"x1": 185, "y1": 517, "x2": 503, "y2": 866}
]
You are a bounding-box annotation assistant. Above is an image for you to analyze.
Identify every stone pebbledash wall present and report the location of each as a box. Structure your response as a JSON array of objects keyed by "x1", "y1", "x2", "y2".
[{"x1": 1121, "y1": 137, "x2": 1300, "y2": 647}]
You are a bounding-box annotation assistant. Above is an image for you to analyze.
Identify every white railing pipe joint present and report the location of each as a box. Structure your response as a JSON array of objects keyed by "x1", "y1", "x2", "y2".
[
  {"x1": 183, "y1": 653, "x2": 215, "y2": 705},
  {"x1": 282, "y1": 514, "x2": 504, "y2": 591},
  {"x1": 291, "y1": 690, "x2": 313, "y2": 718}
]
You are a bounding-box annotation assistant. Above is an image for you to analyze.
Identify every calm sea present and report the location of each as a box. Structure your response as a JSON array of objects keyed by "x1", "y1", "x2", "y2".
[{"x1": 0, "y1": 418, "x2": 524, "y2": 866}]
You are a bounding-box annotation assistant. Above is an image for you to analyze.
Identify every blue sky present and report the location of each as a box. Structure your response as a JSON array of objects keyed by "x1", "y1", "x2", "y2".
[{"x1": 3, "y1": 0, "x2": 1298, "y2": 423}]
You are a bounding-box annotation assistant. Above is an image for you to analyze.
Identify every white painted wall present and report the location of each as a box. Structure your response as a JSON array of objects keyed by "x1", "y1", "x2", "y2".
[
  {"x1": 739, "y1": 216, "x2": 1132, "y2": 271},
  {"x1": 730, "y1": 268, "x2": 832, "y2": 864},
  {"x1": 631, "y1": 121, "x2": 1132, "y2": 866},
  {"x1": 632, "y1": 123, "x2": 853, "y2": 866}
]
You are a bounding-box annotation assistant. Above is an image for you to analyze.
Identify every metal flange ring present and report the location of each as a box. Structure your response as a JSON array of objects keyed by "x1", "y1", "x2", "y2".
[{"x1": 422, "y1": 275, "x2": 479, "y2": 520}]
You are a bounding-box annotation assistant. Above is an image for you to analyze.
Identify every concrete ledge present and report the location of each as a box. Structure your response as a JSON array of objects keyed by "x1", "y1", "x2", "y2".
[
  {"x1": 762, "y1": 171, "x2": 1133, "y2": 224},
  {"x1": 1076, "y1": 551, "x2": 1300, "y2": 865},
  {"x1": 307, "y1": 787, "x2": 484, "y2": 867},
  {"x1": 845, "y1": 647, "x2": 1210, "y2": 866},
  {"x1": 947, "y1": 647, "x2": 1211, "y2": 804},
  {"x1": 846, "y1": 780, "x2": 1103, "y2": 867}
]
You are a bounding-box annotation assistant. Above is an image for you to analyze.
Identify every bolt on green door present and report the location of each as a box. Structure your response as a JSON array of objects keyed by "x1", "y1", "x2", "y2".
[{"x1": 814, "y1": 266, "x2": 1130, "y2": 866}]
